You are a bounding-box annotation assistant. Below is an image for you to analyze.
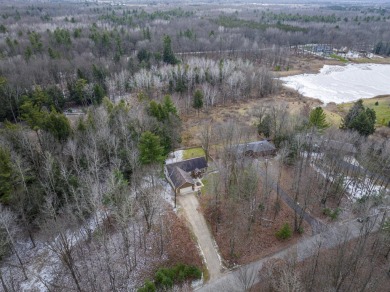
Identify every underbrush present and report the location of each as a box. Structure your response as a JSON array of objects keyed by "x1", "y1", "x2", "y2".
[{"x1": 138, "y1": 264, "x2": 202, "y2": 291}]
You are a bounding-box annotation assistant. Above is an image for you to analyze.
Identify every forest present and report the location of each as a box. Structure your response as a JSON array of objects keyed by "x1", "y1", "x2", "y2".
[{"x1": 0, "y1": 1, "x2": 390, "y2": 291}]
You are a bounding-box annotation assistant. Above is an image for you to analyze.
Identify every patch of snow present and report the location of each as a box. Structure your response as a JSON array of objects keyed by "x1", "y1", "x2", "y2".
[
  {"x1": 343, "y1": 176, "x2": 385, "y2": 200},
  {"x1": 160, "y1": 179, "x2": 176, "y2": 209},
  {"x1": 345, "y1": 51, "x2": 360, "y2": 58},
  {"x1": 280, "y1": 63, "x2": 390, "y2": 104},
  {"x1": 2, "y1": 210, "x2": 108, "y2": 292},
  {"x1": 165, "y1": 150, "x2": 184, "y2": 164},
  {"x1": 191, "y1": 277, "x2": 203, "y2": 290},
  {"x1": 343, "y1": 156, "x2": 360, "y2": 167},
  {"x1": 310, "y1": 157, "x2": 388, "y2": 201}
]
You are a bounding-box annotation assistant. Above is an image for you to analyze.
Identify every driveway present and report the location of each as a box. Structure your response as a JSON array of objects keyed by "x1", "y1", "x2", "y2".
[{"x1": 177, "y1": 194, "x2": 223, "y2": 281}]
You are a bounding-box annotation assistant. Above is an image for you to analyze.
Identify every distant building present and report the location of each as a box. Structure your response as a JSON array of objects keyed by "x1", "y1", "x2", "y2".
[
  {"x1": 234, "y1": 140, "x2": 277, "y2": 157},
  {"x1": 314, "y1": 139, "x2": 357, "y2": 156},
  {"x1": 312, "y1": 44, "x2": 333, "y2": 55}
]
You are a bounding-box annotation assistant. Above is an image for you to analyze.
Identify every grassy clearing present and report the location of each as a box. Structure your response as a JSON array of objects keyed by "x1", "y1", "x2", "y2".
[
  {"x1": 182, "y1": 147, "x2": 205, "y2": 160},
  {"x1": 352, "y1": 57, "x2": 390, "y2": 64},
  {"x1": 201, "y1": 265, "x2": 210, "y2": 283},
  {"x1": 330, "y1": 54, "x2": 348, "y2": 63},
  {"x1": 200, "y1": 178, "x2": 208, "y2": 196},
  {"x1": 338, "y1": 96, "x2": 390, "y2": 126},
  {"x1": 323, "y1": 109, "x2": 343, "y2": 127}
]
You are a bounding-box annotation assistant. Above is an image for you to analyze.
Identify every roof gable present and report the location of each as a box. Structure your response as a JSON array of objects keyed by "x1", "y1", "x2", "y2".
[
  {"x1": 168, "y1": 166, "x2": 195, "y2": 189},
  {"x1": 166, "y1": 156, "x2": 208, "y2": 173},
  {"x1": 235, "y1": 140, "x2": 276, "y2": 154}
]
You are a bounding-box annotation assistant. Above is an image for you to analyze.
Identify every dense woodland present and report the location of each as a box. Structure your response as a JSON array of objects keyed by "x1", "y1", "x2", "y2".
[
  {"x1": 0, "y1": 1, "x2": 390, "y2": 291},
  {"x1": 1, "y1": 2, "x2": 390, "y2": 121}
]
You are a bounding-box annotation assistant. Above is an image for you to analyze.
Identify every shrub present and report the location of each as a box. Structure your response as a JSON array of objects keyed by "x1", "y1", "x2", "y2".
[
  {"x1": 155, "y1": 268, "x2": 174, "y2": 288},
  {"x1": 152, "y1": 264, "x2": 202, "y2": 289},
  {"x1": 323, "y1": 208, "x2": 341, "y2": 220},
  {"x1": 184, "y1": 265, "x2": 202, "y2": 279},
  {"x1": 374, "y1": 101, "x2": 379, "y2": 106},
  {"x1": 276, "y1": 223, "x2": 292, "y2": 240},
  {"x1": 297, "y1": 226, "x2": 305, "y2": 234},
  {"x1": 137, "y1": 280, "x2": 156, "y2": 292}
]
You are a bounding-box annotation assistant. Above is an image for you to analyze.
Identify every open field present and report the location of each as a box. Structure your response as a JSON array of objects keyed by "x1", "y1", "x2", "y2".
[
  {"x1": 181, "y1": 55, "x2": 390, "y2": 148},
  {"x1": 335, "y1": 95, "x2": 390, "y2": 127},
  {"x1": 181, "y1": 90, "x2": 322, "y2": 147}
]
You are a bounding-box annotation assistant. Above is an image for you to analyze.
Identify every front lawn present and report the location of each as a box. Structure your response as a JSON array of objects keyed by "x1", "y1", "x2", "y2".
[{"x1": 182, "y1": 147, "x2": 205, "y2": 160}]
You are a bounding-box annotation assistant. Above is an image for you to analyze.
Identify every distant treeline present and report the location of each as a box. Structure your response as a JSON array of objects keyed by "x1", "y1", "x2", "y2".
[{"x1": 374, "y1": 41, "x2": 390, "y2": 56}]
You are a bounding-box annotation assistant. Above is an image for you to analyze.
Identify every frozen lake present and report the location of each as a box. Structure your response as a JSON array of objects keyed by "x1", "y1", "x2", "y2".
[{"x1": 280, "y1": 63, "x2": 390, "y2": 104}]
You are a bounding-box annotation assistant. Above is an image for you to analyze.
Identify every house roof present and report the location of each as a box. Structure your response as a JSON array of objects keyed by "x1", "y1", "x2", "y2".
[
  {"x1": 235, "y1": 140, "x2": 276, "y2": 155},
  {"x1": 166, "y1": 157, "x2": 208, "y2": 174},
  {"x1": 300, "y1": 134, "x2": 357, "y2": 155},
  {"x1": 165, "y1": 156, "x2": 208, "y2": 190},
  {"x1": 325, "y1": 140, "x2": 357, "y2": 154},
  {"x1": 168, "y1": 167, "x2": 195, "y2": 190}
]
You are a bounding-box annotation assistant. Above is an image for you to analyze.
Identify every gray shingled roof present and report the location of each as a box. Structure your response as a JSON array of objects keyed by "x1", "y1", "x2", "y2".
[
  {"x1": 165, "y1": 157, "x2": 208, "y2": 189},
  {"x1": 168, "y1": 167, "x2": 194, "y2": 189},
  {"x1": 235, "y1": 140, "x2": 276, "y2": 155},
  {"x1": 326, "y1": 140, "x2": 357, "y2": 154},
  {"x1": 166, "y1": 157, "x2": 207, "y2": 174}
]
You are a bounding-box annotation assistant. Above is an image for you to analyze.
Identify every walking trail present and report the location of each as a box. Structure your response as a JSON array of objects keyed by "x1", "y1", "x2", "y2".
[{"x1": 177, "y1": 194, "x2": 223, "y2": 281}]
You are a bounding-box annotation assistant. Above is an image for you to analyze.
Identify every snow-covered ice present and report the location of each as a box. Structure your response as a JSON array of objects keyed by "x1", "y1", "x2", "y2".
[{"x1": 280, "y1": 63, "x2": 390, "y2": 104}]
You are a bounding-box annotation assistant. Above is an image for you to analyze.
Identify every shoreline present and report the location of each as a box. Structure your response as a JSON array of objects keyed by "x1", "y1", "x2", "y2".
[
  {"x1": 278, "y1": 62, "x2": 390, "y2": 105},
  {"x1": 274, "y1": 55, "x2": 390, "y2": 78}
]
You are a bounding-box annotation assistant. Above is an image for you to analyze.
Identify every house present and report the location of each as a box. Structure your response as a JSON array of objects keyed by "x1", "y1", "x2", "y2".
[
  {"x1": 316, "y1": 139, "x2": 357, "y2": 156},
  {"x1": 234, "y1": 140, "x2": 277, "y2": 157},
  {"x1": 165, "y1": 157, "x2": 208, "y2": 197}
]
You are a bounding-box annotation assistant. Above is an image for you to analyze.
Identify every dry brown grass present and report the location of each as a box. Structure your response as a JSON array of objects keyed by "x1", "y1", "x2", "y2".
[
  {"x1": 181, "y1": 89, "x2": 321, "y2": 147},
  {"x1": 180, "y1": 54, "x2": 390, "y2": 148}
]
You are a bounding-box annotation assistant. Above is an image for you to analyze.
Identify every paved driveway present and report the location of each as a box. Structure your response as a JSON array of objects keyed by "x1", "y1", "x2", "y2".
[{"x1": 177, "y1": 194, "x2": 222, "y2": 281}]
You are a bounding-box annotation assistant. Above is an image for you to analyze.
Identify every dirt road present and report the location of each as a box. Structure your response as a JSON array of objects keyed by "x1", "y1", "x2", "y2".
[{"x1": 177, "y1": 194, "x2": 222, "y2": 281}]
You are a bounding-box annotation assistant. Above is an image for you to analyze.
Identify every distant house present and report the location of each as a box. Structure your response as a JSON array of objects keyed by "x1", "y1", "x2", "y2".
[
  {"x1": 234, "y1": 140, "x2": 277, "y2": 157},
  {"x1": 317, "y1": 139, "x2": 357, "y2": 156},
  {"x1": 165, "y1": 157, "x2": 208, "y2": 196}
]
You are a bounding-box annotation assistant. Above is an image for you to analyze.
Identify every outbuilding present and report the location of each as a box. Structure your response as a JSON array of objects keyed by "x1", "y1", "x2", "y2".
[{"x1": 234, "y1": 140, "x2": 277, "y2": 157}]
